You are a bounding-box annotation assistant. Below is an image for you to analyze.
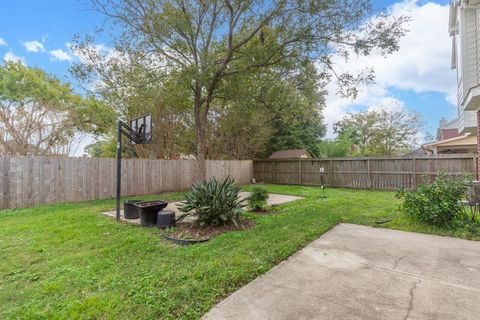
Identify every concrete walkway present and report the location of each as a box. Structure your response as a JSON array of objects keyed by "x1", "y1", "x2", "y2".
[{"x1": 203, "y1": 224, "x2": 480, "y2": 320}]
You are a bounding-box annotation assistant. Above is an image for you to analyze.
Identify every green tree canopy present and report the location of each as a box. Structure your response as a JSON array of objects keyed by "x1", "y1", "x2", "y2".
[
  {"x1": 73, "y1": 0, "x2": 407, "y2": 171},
  {"x1": 0, "y1": 62, "x2": 115, "y2": 155},
  {"x1": 334, "y1": 106, "x2": 424, "y2": 156},
  {"x1": 317, "y1": 133, "x2": 355, "y2": 158}
]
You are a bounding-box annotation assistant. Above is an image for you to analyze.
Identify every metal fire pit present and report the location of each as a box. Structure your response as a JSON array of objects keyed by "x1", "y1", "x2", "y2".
[{"x1": 134, "y1": 201, "x2": 168, "y2": 227}]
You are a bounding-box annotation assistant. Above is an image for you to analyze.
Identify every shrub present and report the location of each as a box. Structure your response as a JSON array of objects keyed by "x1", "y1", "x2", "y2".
[
  {"x1": 464, "y1": 179, "x2": 480, "y2": 222},
  {"x1": 248, "y1": 186, "x2": 269, "y2": 211},
  {"x1": 396, "y1": 172, "x2": 466, "y2": 227},
  {"x1": 178, "y1": 176, "x2": 245, "y2": 226}
]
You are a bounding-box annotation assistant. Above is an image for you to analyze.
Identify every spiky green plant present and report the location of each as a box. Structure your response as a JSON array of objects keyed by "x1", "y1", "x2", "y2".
[{"x1": 178, "y1": 176, "x2": 245, "y2": 226}]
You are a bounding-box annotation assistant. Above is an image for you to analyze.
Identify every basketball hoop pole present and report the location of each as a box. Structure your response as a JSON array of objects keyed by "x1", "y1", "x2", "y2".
[
  {"x1": 116, "y1": 120, "x2": 122, "y2": 221},
  {"x1": 115, "y1": 115, "x2": 152, "y2": 222}
]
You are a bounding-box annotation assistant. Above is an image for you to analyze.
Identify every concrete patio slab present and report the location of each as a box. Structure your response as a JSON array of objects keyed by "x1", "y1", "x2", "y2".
[
  {"x1": 101, "y1": 192, "x2": 303, "y2": 224},
  {"x1": 203, "y1": 223, "x2": 480, "y2": 320}
]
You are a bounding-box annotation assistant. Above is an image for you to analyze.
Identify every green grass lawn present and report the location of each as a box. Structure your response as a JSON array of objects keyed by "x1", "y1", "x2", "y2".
[{"x1": 1, "y1": 185, "x2": 479, "y2": 319}]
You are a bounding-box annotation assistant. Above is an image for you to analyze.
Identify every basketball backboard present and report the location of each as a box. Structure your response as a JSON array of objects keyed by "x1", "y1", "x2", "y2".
[{"x1": 130, "y1": 114, "x2": 152, "y2": 144}]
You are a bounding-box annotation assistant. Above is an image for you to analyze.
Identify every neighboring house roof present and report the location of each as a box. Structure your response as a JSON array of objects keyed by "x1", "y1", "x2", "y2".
[
  {"x1": 268, "y1": 149, "x2": 312, "y2": 159},
  {"x1": 422, "y1": 133, "x2": 477, "y2": 154}
]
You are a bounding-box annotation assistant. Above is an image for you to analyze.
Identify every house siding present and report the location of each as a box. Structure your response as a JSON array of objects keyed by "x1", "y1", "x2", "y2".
[
  {"x1": 476, "y1": 9, "x2": 480, "y2": 83},
  {"x1": 464, "y1": 111, "x2": 477, "y2": 131},
  {"x1": 456, "y1": 6, "x2": 480, "y2": 133},
  {"x1": 463, "y1": 10, "x2": 477, "y2": 94}
]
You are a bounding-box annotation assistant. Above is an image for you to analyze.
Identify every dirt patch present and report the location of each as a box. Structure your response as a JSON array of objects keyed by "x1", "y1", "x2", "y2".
[
  {"x1": 163, "y1": 218, "x2": 255, "y2": 241},
  {"x1": 249, "y1": 208, "x2": 272, "y2": 215}
]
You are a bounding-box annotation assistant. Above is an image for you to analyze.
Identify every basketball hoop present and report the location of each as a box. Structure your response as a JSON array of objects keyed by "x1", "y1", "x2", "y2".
[
  {"x1": 130, "y1": 114, "x2": 152, "y2": 144},
  {"x1": 115, "y1": 114, "x2": 152, "y2": 221}
]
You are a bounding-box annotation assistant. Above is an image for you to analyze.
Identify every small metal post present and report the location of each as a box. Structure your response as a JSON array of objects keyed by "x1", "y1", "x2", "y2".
[
  {"x1": 320, "y1": 167, "x2": 326, "y2": 198},
  {"x1": 116, "y1": 120, "x2": 122, "y2": 221}
]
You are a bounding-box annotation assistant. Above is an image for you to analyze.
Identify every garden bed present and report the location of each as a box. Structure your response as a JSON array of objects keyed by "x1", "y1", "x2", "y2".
[{"x1": 163, "y1": 218, "x2": 255, "y2": 243}]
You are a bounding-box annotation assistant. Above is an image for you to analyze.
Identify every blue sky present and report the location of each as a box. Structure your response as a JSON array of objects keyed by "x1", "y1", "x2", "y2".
[
  {"x1": 0, "y1": 0, "x2": 455, "y2": 144},
  {"x1": 0, "y1": 1, "x2": 108, "y2": 82}
]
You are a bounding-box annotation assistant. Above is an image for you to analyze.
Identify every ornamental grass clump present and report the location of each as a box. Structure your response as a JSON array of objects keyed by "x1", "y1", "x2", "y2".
[
  {"x1": 248, "y1": 186, "x2": 269, "y2": 211},
  {"x1": 178, "y1": 176, "x2": 245, "y2": 227},
  {"x1": 396, "y1": 172, "x2": 466, "y2": 227}
]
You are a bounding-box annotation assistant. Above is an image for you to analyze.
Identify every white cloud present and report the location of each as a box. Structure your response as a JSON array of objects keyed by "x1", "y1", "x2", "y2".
[
  {"x1": 49, "y1": 49, "x2": 72, "y2": 61},
  {"x1": 3, "y1": 51, "x2": 26, "y2": 64},
  {"x1": 324, "y1": 0, "x2": 455, "y2": 137},
  {"x1": 23, "y1": 40, "x2": 45, "y2": 53},
  {"x1": 0, "y1": 38, "x2": 7, "y2": 47}
]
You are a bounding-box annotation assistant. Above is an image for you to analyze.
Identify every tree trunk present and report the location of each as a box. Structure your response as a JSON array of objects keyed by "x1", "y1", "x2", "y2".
[{"x1": 194, "y1": 85, "x2": 207, "y2": 181}]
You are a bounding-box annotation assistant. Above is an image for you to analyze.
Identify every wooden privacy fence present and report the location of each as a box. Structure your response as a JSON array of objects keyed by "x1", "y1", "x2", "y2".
[
  {"x1": 253, "y1": 155, "x2": 478, "y2": 190},
  {"x1": 0, "y1": 157, "x2": 253, "y2": 210}
]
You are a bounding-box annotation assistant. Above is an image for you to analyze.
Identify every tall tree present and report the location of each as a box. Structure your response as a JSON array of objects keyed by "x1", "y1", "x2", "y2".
[
  {"x1": 371, "y1": 108, "x2": 423, "y2": 155},
  {"x1": 334, "y1": 106, "x2": 423, "y2": 156},
  {"x1": 73, "y1": 0, "x2": 407, "y2": 178},
  {"x1": 208, "y1": 60, "x2": 326, "y2": 159},
  {"x1": 317, "y1": 135, "x2": 354, "y2": 158},
  {"x1": 0, "y1": 62, "x2": 114, "y2": 156},
  {"x1": 334, "y1": 111, "x2": 379, "y2": 155}
]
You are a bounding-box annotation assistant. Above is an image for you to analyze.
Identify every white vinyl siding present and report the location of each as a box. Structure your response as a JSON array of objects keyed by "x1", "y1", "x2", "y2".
[
  {"x1": 452, "y1": 4, "x2": 480, "y2": 132},
  {"x1": 459, "y1": 103, "x2": 467, "y2": 133},
  {"x1": 465, "y1": 111, "x2": 477, "y2": 128},
  {"x1": 463, "y1": 10, "x2": 477, "y2": 95},
  {"x1": 476, "y1": 9, "x2": 480, "y2": 83},
  {"x1": 457, "y1": 9, "x2": 465, "y2": 105},
  {"x1": 459, "y1": 110, "x2": 477, "y2": 133}
]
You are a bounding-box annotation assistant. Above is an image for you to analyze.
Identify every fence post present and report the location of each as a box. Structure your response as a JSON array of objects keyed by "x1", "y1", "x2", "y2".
[
  {"x1": 412, "y1": 157, "x2": 416, "y2": 188},
  {"x1": 367, "y1": 158, "x2": 372, "y2": 189},
  {"x1": 273, "y1": 160, "x2": 277, "y2": 184},
  {"x1": 330, "y1": 159, "x2": 334, "y2": 187},
  {"x1": 472, "y1": 155, "x2": 478, "y2": 180},
  {"x1": 298, "y1": 159, "x2": 302, "y2": 185}
]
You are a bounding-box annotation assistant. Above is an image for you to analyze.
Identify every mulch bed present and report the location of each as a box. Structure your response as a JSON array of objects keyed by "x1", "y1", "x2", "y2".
[
  {"x1": 249, "y1": 207, "x2": 278, "y2": 215},
  {"x1": 163, "y1": 217, "x2": 255, "y2": 241}
]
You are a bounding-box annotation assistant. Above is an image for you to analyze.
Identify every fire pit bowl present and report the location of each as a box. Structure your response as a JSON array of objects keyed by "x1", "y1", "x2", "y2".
[{"x1": 134, "y1": 201, "x2": 168, "y2": 227}]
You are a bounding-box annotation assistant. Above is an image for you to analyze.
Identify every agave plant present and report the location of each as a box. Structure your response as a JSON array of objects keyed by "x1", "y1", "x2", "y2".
[{"x1": 177, "y1": 176, "x2": 246, "y2": 227}]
